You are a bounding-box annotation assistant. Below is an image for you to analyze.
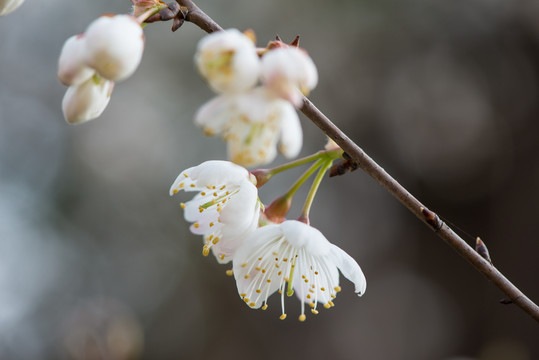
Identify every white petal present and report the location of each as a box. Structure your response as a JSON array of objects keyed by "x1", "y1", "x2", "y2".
[
  {"x1": 277, "y1": 101, "x2": 302, "y2": 158},
  {"x1": 194, "y1": 95, "x2": 236, "y2": 136},
  {"x1": 280, "y1": 220, "x2": 332, "y2": 256},
  {"x1": 84, "y1": 15, "x2": 144, "y2": 82},
  {"x1": 62, "y1": 76, "x2": 114, "y2": 125},
  {"x1": 330, "y1": 244, "x2": 367, "y2": 296},
  {"x1": 58, "y1": 35, "x2": 95, "y2": 86}
]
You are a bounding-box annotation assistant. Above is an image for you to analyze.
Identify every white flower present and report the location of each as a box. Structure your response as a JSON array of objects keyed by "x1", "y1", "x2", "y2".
[
  {"x1": 170, "y1": 160, "x2": 260, "y2": 264},
  {"x1": 195, "y1": 29, "x2": 260, "y2": 94},
  {"x1": 84, "y1": 15, "x2": 144, "y2": 82},
  {"x1": 195, "y1": 87, "x2": 302, "y2": 167},
  {"x1": 62, "y1": 75, "x2": 114, "y2": 125},
  {"x1": 0, "y1": 0, "x2": 24, "y2": 16},
  {"x1": 261, "y1": 47, "x2": 318, "y2": 107},
  {"x1": 58, "y1": 34, "x2": 95, "y2": 86},
  {"x1": 233, "y1": 220, "x2": 366, "y2": 321}
]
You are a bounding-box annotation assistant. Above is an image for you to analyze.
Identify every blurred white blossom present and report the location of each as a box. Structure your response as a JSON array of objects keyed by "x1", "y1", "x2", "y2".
[
  {"x1": 195, "y1": 87, "x2": 302, "y2": 167},
  {"x1": 261, "y1": 47, "x2": 318, "y2": 107},
  {"x1": 62, "y1": 75, "x2": 114, "y2": 125},
  {"x1": 195, "y1": 29, "x2": 260, "y2": 93},
  {"x1": 170, "y1": 161, "x2": 260, "y2": 263},
  {"x1": 0, "y1": 0, "x2": 24, "y2": 16},
  {"x1": 233, "y1": 220, "x2": 366, "y2": 321}
]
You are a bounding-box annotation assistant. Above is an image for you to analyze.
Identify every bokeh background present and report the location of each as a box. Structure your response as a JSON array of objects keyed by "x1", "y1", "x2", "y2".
[{"x1": 1, "y1": 0, "x2": 538, "y2": 359}]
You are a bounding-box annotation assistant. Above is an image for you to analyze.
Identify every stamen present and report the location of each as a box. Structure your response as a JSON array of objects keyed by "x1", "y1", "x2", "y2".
[
  {"x1": 280, "y1": 314, "x2": 287, "y2": 320},
  {"x1": 298, "y1": 314, "x2": 306, "y2": 322},
  {"x1": 172, "y1": 189, "x2": 179, "y2": 194},
  {"x1": 180, "y1": 203, "x2": 186, "y2": 209},
  {"x1": 262, "y1": 304, "x2": 268, "y2": 310},
  {"x1": 226, "y1": 269, "x2": 234, "y2": 276}
]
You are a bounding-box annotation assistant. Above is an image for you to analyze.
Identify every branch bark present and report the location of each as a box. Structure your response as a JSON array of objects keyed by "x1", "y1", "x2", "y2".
[{"x1": 176, "y1": 0, "x2": 539, "y2": 323}]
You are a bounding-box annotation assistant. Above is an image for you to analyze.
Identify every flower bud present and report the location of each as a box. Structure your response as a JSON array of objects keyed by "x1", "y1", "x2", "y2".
[
  {"x1": 0, "y1": 0, "x2": 24, "y2": 16},
  {"x1": 261, "y1": 47, "x2": 318, "y2": 107},
  {"x1": 62, "y1": 75, "x2": 114, "y2": 125},
  {"x1": 195, "y1": 29, "x2": 260, "y2": 93},
  {"x1": 58, "y1": 34, "x2": 95, "y2": 86},
  {"x1": 84, "y1": 15, "x2": 144, "y2": 82}
]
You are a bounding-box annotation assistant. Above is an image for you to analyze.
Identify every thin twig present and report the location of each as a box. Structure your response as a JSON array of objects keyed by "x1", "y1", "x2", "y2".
[{"x1": 175, "y1": 0, "x2": 539, "y2": 323}]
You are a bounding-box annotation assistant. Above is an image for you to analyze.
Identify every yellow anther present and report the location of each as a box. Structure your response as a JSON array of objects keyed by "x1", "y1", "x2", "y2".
[
  {"x1": 334, "y1": 286, "x2": 342, "y2": 292},
  {"x1": 256, "y1": 289, "x2": 261, "y2": 293},
  {"x1": 306, "y1": 294, "x2": 311, "y2": 299},
  {"x1": 209, "y1": 222, "x2": 214, "y2": 227},
  {"x1": 244, "y1": 298, "x2": 250, "y2": 303},
  {"x1": 220, "y1": 185, "x2": 226, "y2": 190},
  {"x1": 190, "y1": 184, "x2": 196, "y2": 188},
  {"x1": 241, "y1": 263, "x2": 247, "y2": 268},
  {"x1": 179, "y1": 183, "x2": 185, "y2": 188},
  {"x1": 278, "y1": 290, "x2": 282, "y2": 294},
  {"x1": 320, "y1": 287, "x2": 326, "y2": 291},
  {"x1": 183, "y1": 173, "x2": 188, "y2": 178},
  {"x1": 244, "y1": 274, "x2": 250, "y2": 279},
  {"x1": 213, "y1": 192, "x2": 218, "y2": 197},
  {"x1": 217, "y1": 206, "x2": 222, "y2": 212},
  {"x1": 249, "y1": 302, "x2": 255, "y2": 307},
  {"x1": 261, "y1": 269, "x2": 266, "y2": 274},
  {"x1": 298, "y1": 314, "x2": 306, "y2": 322},
  {"x1": 226, "y1": 191, "x2": 230, "y2": 195},
  {"x1": 240, "y1": 293, "x2": 247, "y2": 297},
  {"x1": 309, "y1": 302, "x2": 315, "y2": 308},
  {"x1": 222, "y1": 199, "x2": 227, "y2": 204},
  {"x1": 304, "y1": 279, "x2": 309, "y2": 283},
  {"x1": 212, "y1": 237, "x2": 219, "y2": 244},
  {"x1": 202, "y1": 247, "x2": 210, "y2": 256},
  {"x1": 311, "y1": 309, "x2": 319, "y2": 315},
  {"x1": 330, "y1": 294, "x2": 336, "y2": 299},
  {"x1": 193, "y1": 223, "x2": 200, "y2": 229},
  {"x1": 220, "y1": 254, "x2": 225, "y2": 260},
  {"x1": 226, "y1": 270, "x2": 234, "y2": 276},
  {"x1": 266, "y1": 279, "x2": 271, "y2": 283},
  {"x1": 328, "y1": 301, "x2": 335, "y2": 307},
  {"x1": 200, "y1": 192, "x2": 206, "y2": 196},
  {"x1": 302, "y1": 275, "x2": 306, "y2": 279},
  {"x1": 324, "y1": 303, "x2": 331, "y2": 309},
  {"x1": 280, "y1": 314, "x2": 287, "y2": 320},
  {"x1": 309, "y1": 289, "x2": 314, "y2": 293},
  {"x1": 311, "y1": 284, "x2": 315, "y2": 289},
  {"x1": 255, "y1": 267, "x2": 261, "y2": 271},
  {"x1": 315, "y1": 271, "x2": 319, "y2": 275},
  {"x1": 283, "y1": 258, "x2": 288, "y2": 262},
  {"x1": 180, "y1": 203, "x2": 186, "y2": 209},
  {"x1": 258, "y1": 257, "x2": 263, "y2": 261},
  {"x1": 277, "y1": 271, "x2": 282, "y2": 276},
  {"x1": 199, "y1": 208, "x2": 204, "y2": 213},
  {"x1": 262, "y1": 304, "x2": 268, "y2": 310},
  {"x1": 172, "y1": 189, "x2": 179, "y2": 194}
]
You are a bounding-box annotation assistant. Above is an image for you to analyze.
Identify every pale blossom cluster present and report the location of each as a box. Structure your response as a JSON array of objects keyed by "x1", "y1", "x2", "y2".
[
  {"x1": 194, "y1": 29, "x2": 319, "y2": 167},
  {"x1": 0, "y1": 0, "x2": 24, "y2": 16},
  {"x1": 58, "y1": 14, "x2": 145, "y2": 124},
  {"x1": 170, "y1": 160, "x2": 366, "y2": 321}
]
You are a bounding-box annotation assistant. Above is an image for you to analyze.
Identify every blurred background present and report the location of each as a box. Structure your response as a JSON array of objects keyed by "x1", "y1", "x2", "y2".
[{"x1": 1, "y1": 0, "x2": 538, "y2": 358}]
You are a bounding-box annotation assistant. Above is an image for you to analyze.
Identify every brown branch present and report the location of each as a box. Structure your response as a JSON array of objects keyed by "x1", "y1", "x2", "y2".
[{"x1": 175, "y1": 0, "x2": 539, "y2": 323}]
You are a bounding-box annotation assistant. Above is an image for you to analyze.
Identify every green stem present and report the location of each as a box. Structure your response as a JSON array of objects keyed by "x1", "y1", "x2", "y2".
[
  {"x1": 299, "y1": 159, "x2": 333, "y2": 223},
  {"x1": 268, "y1": 149, "x2": 340, "y2": 177},
  {"x1": 283, "y1": 159, "x2": 324, "y2": 200}
]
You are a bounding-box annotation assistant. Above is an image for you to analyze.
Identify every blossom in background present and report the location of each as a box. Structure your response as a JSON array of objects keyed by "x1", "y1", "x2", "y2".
[
  {"x1": 195, "y1": 29, "x2": 260, "y2": 93},
  {"x1": 261, "y1": 46, "x2": 318, "y2": 107},
  {"x1": 62, "y1": 75, "x2": 114, "y2": 125},
  {"x1": 233, "y1": 220, "x2": 366, "y2": 321},
  {"x1": 58, "y1": 14, "x2": 145, "y2": 124},
  {"x1": 170, "y1": 161, "x2": 260, "y2": 263},
  {"x1": 195, "y1": 87, "x2": 302, "y2": 167},
  {"x1": 0, "y1": 0, "x2": 24, "y2": 16}
]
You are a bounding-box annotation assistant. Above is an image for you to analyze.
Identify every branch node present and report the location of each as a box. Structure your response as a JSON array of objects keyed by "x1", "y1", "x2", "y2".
[{"x1": 420, "y1": 206, "x2": 442, "y2": 231}]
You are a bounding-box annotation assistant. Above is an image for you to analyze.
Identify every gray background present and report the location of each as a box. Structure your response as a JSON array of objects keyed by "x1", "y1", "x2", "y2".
[{"x1": 0, "y1": 0, "x2": 538, "y2": 359}]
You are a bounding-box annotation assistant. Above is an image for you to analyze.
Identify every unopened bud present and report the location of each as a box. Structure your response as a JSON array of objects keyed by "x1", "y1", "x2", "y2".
[
  {"x1": 58, "y1": 34, "x2": 95, "y2": 86},
  {"x1": 62, "y1": 75, "x2": 114, "y2": 125},
  {"x1": 263, "y1": 195, "x2": 291, "y2": 223},
  {"x1": 84, "y1": 15, "x2": 145, "y2": 82}
]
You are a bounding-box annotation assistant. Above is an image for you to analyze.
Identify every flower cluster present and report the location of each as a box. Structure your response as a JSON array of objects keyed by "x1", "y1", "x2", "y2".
[
  {"x1": 58, "y1": 14, "x2": 145, "y2": 124},
  {"x1": 194, "y1": 29, "x2": 318, "y2": 167},
  {"x1": 170, "y1": 160, "x2": 366, "y2": 321}
]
